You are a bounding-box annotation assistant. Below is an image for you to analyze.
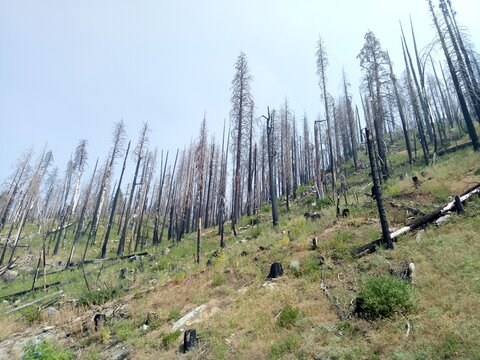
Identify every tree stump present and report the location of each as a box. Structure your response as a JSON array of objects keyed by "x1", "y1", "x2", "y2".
[
  {"x1": 183, "y1": 329, "x2": 197, "y2": 353},
  {"x1": 94, "y1": 313, "x2": 107, "y2": 331},
  {"x1": 268, "y1": 262, "x2": 283, "y2": 278},
  {"x1": 311, "y1": 238, "x2": 318, "y2": 250},
  {"x1": 454, "y1": 195, "x2": 464, "y2": 213}
]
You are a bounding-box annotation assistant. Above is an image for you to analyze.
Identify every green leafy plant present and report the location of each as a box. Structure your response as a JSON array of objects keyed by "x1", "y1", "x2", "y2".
[
  {"x1": 269, "y1": 334, "x2": 301, "y2": 359},
  {"x1": 357, "y1": 275, "x2": 413, "y2": 318},
  {"x1": 78, "y1": 287, "x2": 121, "y2": 307},
  {"x1": 276, "y1": 305, "x2": 300, "y2": 328},
  {"x1": 23, "y1": 340, "x2": 73, "y2": 360},
  {"x1": 21, "y1": 307, "x2": 42, "y2": 324}
]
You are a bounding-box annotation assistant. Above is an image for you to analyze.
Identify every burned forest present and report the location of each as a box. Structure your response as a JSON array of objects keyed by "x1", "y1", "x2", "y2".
[{"x1": 0, "y1": 1, "x2": 479, "y2": 359}]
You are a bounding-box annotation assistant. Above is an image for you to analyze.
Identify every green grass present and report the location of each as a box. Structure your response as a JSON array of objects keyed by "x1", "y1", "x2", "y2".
[
  {"x1": 23, "y1": 340, "x2": 73, "y2": 360},
  {"x1": 161, "y1": 330, "x2": 182, "y2": 349},
  {"x1": 1, "y1": 140, "x2": 479, "y2": 359}
]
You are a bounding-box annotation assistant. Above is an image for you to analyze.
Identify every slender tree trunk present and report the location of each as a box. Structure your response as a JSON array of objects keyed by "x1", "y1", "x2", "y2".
[{"x1": 365, "y1": 129, "x2": 393, "y2": 249}]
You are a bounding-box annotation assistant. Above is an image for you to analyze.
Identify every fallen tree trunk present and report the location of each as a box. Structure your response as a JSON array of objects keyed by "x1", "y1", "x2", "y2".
[
  {"x1": 356, "y1": 183, "x2": 480, "y2": 255},
  {"x1": 320, "y1": 279, "x2": 349, "y2": 320},
  {"x1": 0, "y1": 256, "x2": 18, "y2": 275},
  {"x1": 6, "y1": 290, "x2": 63, "y2": 314},
  {"x1": 0, "y1": 281, "x2": 62, "y2": 301},
  {"x1": 46, "y1": 222, "x2": 75, "y2": 237}
]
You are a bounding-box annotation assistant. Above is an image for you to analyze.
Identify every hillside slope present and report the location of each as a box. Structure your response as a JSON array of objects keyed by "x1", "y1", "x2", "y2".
[{"x1": 0, "y1": 147, "x2": 479, "y2": 360}]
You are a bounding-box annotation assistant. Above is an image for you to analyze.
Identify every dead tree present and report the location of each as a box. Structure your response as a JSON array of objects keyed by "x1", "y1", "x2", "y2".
[
  {"x1": 66, "y1": 159, "x2": 99, "y2": 267},
  {"x1": 365, "y1": 129, "x2": 393, "y2": 249},
  {"x1": 71, "y1": 140, "x2": 88, "y2": 215},
  {"x1": 100, "y1": 141, "x2": 130, "y2": 258},
  {"x1": 358, "y1": 31, "x2": 389, "y2": 180},
  {"x1": 90, "y1": 121, "x2": 126, "y2": 243},
  {"x1": 195, "y1": 118, "x2": 207, "y2": 263},
  {"x1": 152, "y1": 151, "x2": 169, "y2": 245},
  {"x1": 118, "y1": 122, "x2": 149, "y2": 256},
  {"x1": 262, "y1": 107, "x2": 279, "y2": 226},
  {"x1": 316, "y1": 36, "x2": 337, "y2": 195},
  {"x1": 429, "y1": 0, "x2": 479, "y2": 151},
  {"x1": 230, "y1": 51, "x2": 254, "y2": 235},
  {"x1": 387, "y1": 53, "x2": 413, "y2": 165}
]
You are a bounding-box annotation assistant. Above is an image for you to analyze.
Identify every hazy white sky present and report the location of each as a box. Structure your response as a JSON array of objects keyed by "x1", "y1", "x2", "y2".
[{"x1": 0, "y1": 0, "x2": 479, "y2": 181}]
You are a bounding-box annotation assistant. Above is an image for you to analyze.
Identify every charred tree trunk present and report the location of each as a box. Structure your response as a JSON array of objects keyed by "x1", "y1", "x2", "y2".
[{"x1": 365, "y1": 128, "x2": 393, "y2": 249}]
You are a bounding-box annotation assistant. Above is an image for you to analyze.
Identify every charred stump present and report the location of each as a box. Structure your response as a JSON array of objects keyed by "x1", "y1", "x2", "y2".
[
  {"x1": 268, "y1": 262, "x2": 283, "y2": 278},
  {"x1": 183, "y1": 329, "x2": 197, "y2": 353}
]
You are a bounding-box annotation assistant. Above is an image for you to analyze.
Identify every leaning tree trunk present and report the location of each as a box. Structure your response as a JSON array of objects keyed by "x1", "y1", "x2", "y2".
[
  {"x1": 365, "y1": 128, "x2": 393, "y2": 249},
  {"x1": 101, "y1": 141, "x2": 130, "y2": 258}
]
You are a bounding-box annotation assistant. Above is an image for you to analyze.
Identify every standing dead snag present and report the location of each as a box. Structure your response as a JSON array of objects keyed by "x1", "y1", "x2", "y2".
[
  {"x1": 365, "y1": 128, "x2": 393, "y2": 249},
  {"x1": 262, "y1": 107, "x2": 279, "y2": 227}
]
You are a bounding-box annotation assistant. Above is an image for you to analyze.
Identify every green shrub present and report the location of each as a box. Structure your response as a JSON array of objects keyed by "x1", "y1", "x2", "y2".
[
  {"x1": 162, "y1": 330, "x2": 182, "y2": 348},
  {"x1": 276, "y1": 305, "x2": 300, "y2": 328},
  {"x1": 23, "y1": 340, "x2": 73, "y2": 360},
  {"x1": 21, "y1": 307, "x2": 42, "y2": 324},
  {"x1": 212, "y1": 272, "x2": 227, "y2": 287},
  {"x1": 357, "y1": 275, "x2": 413, "y2": 318},
  {"x1": 293, "y1": 253, "x2": 321, "y2": 277},
  {"x1": 78, "y1": 287, "x2": 121, "y2": 307},
  {"x1": 248, "y1": 226, "x2": 261, "y2": 239},
  {"x1": 269, "y1": 334, "x2": 301, "y2": 359}
]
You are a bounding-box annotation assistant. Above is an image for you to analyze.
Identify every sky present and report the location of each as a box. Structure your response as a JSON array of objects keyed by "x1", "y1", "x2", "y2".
[{"x1": 0, "y1": 0, "x2": 479, "y2": 182}]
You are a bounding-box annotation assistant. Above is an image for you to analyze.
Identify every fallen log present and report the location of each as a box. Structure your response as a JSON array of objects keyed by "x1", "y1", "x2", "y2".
[
  {"x1": 6, "y1": 290, "x2": 63, "y2": 314},
  {"x1": 0, "y1": 281, "x2": 62, "y2": 301},
  {"x1": 0, "y1": 256, "x2": 19, "y2": 275},
  {"x1": 45, "y1": 222, "x2": 75, "y2": 236},
  {"x1": 356, "y1": 183, "x2": 480, "y2": 255},
  {"x1": 320, "y1": 279, "x2": 349, "y2": 320}
]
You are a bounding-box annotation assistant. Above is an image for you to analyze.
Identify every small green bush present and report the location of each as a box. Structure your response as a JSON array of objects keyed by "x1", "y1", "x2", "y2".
[
  {"x1": 269, "y1": 334, "x2": 301, "y2": 359},
  {"x1": 21, "y1": 307, "x2": 42, "y2": 324},
  {"x1": 23, "y1": 340, "x2": 73, "y2": 360},
  {"x1": 248, "y1": 226, "x2": 261, "y2": 239},
  {"x1": 293, "y1": 253, "x2": 321, "y2": 277},
  {"x1": 357, "y1": 275, "x2": 413, "y2": 318},
  {"x1": 212, "y1": 272, "x2": 227, "y2": 287},
  {"x1": 276, "y1": 305, "x2": 300, "y2": 328},
  {"x1": 78, "y1": 287, "x2": 121, "y2": 307},
  {"x1": 162, "y1": 330, "x2": 182, "y2": 348}
]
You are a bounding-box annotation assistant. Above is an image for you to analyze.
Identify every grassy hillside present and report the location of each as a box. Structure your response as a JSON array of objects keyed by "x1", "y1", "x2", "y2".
[{"x1": 0, "y1": 146, "x2": 479, "y2": 359}]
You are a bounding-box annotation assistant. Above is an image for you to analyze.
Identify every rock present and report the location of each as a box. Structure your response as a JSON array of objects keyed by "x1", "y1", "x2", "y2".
[
  {"x1": 2, "y1": 270, "x2": 18, "y2": 283},
  {"x1": 173, "y1": 305, "x2": 207, "y2": 331},
  {"x1": 435, "y1": 214, "x2": 451, "y2": 226},
  {"x1": 141, "y1": 324, "x2": 149, "y2": 332},
  {"x1": 106, "y1": 346, "x2": 129, "y2": 360},
  {"x1": 129, "y1": 255, "x2": 141, "y2": 262},
  {"x1": 239, "y1": 239, "x2": 248, "y2": 244},
  {"x1": 162, "y1": 247, "x2": 171, "y2": 256},
  {"x1": 289, "y1": 260, "x2": 300, "y2": 271},
  {"x1": 44, "y1": 307, "x2": 59, "y2": 317},
  {"x1": 415, "y1": 229, "x2": 425, "y2": 242},
  {"x1": 224, "y1": 267, "x2": 232, "y2": 274},
  {"x1": 262, "y1": 280, "x2": 278, "y2": 289}
]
